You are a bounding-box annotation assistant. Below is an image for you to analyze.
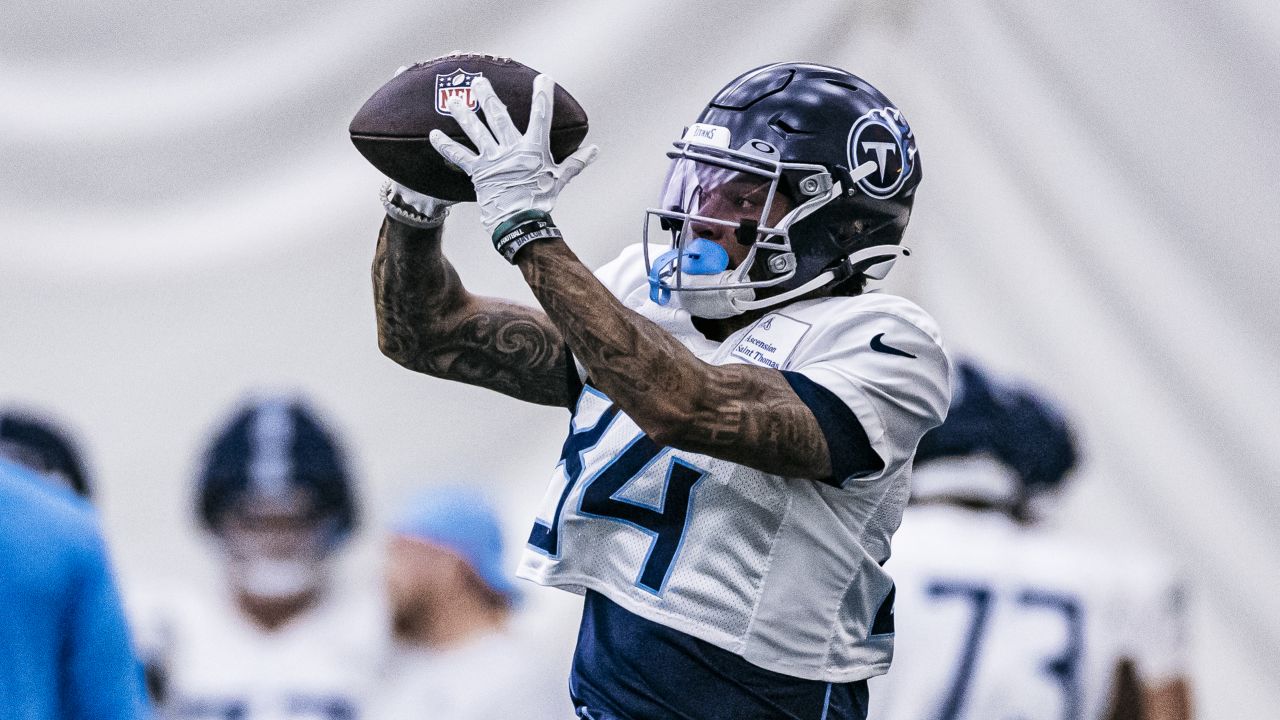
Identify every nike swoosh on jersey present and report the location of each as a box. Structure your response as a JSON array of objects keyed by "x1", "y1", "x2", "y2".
[{"x1": 870, "y1": 333, "x2": 917, "y2": 358}]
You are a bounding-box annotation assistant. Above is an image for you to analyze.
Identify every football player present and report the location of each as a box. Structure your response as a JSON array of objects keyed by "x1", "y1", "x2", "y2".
[
  {"x1": 867, "y1": 360, "x2": 1193, "y2": 720},
  {"x1": 369, "y1": 484, "x2": 573, "y2": 719},
  {"x1": 134, "y1": 395, "x2": 385, "y2": 719},
  {"x1": 373, "y1": 62, "x2": 950, "y2": 719},
  {"x1": 0, "y1": 440, "x2": 150, "y2": 719}
]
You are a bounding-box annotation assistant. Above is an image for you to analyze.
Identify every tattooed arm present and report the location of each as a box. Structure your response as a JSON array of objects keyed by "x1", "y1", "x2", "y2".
[
  {"x1": 515, "y1": 239, "x2": 834, "y2": 480},
  {"x1": 372, "y1": 217, "x2": 575, "y2": 408}
]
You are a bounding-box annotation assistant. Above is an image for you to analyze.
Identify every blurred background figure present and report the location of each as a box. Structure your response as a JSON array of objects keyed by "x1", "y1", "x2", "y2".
[
  {"x1": 133, "y1": 394, "x2": 385, "y2": 719},
  {"x1": 868, "y1": 360, "x2": 1192, "y2": 720},
  {"x1": 0, "y1": 446, "x2": 150, "y2": 718},
  {"x1": 0, "y1": 408, "x2": 93, "y2": 499},
  {"x1": 371, "y1": 484, "x2": 573, "y2": 720}
]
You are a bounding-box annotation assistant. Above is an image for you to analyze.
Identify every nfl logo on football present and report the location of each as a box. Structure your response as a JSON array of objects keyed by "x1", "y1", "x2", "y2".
[{"x1": 436, "y1": 69, "x2": 483, "y2": 115}]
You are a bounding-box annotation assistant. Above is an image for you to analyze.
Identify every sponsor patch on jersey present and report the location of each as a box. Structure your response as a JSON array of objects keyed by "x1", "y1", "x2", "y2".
[
  {"x1": 681, "y1": 123, "x2": 732, "y2": 149},
  {"x1": 731, "y1": 313, "x2": 812, "y2": 369},
  {"x1": 847, "y1": 107, "x2": 917, "y2": 199},
  {"x1": 436, "y1": 69, "x2": 483, "y2": 115}
]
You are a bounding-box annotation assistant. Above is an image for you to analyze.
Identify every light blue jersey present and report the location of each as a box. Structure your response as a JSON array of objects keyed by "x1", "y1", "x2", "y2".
[{"x1": 0, "y1": 459, "x2": 151, "y2": 720}]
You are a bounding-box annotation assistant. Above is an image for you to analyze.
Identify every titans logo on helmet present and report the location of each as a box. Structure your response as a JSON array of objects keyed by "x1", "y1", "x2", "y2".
[
  {"x1": 435, "y1": 69, "x2": 483, "y2": 116},
  {"x1": 847, "y1": 108, "x2": 917, "y2": 200}
]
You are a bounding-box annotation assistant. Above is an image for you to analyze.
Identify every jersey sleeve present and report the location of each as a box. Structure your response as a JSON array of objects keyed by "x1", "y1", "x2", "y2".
[
  {"x1": 780, "y1": 370, "x2": 883, "y2": 483},
  {"x1": 785, "y1": 297, "x2": 951, "y2": 487}
]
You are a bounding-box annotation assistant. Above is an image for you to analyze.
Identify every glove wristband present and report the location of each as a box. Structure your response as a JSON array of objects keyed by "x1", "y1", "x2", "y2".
[
  {"x1": 381, "y1": 181, "x2": 450, "y2": 230},
  {"x1": 492, "y1": 210, "x2": 561, "y2": 263}
]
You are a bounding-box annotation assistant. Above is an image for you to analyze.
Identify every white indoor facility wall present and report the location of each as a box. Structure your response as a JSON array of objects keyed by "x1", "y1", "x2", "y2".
[{"x1": 1, "y1": 1, "x2": 1275, "y2": 716}]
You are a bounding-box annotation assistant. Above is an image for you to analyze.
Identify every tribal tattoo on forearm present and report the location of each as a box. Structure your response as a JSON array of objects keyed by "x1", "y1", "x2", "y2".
[
  {"x1": 517, "y1": 240, "x2": 832, "y2": 479},
  {"x1": 371, "y1": 218, "x2": 574, "y2": 408}
]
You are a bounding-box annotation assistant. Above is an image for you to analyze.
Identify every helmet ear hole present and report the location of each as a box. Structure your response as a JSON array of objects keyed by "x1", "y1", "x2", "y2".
[{"x1": 837, "y1": 220, "x2": 866, "y2": 249}]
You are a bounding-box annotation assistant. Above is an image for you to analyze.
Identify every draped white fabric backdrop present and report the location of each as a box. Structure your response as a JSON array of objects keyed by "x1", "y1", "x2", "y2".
[{"x1": 2, "y1": 1, "x2": 1275, "y2": 715}]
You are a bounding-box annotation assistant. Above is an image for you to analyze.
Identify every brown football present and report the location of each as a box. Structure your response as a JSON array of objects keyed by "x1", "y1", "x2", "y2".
[{"x1": 349, "y1": 53, "x2": 590, "y2": 202}]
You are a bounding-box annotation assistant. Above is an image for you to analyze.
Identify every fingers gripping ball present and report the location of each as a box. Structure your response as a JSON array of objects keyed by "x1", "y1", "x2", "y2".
[
  {"x1": 428, "y1": 75, "x2": 600, "y2": 233},
  {"x1": 349, "y1": 53, "x2": 591, "y2": 202}
]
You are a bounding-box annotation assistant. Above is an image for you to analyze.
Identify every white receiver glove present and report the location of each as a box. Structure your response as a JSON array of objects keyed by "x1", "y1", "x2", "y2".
[{"x1": 429, "y1": 74, "x2": 599, "y2": 234}]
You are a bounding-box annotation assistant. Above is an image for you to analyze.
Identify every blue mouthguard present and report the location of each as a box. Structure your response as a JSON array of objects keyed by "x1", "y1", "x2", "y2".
[{"x1": 648, "y1": 238, "x2": 730, "y2": 305}]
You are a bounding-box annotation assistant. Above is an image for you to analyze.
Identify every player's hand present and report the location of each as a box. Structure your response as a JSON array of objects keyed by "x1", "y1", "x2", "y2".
[
  {"x1": 381, "y1": 180, "x2": 456, "y2": 229},
  {"x1": 429, "y1": 74, "x2": 599, "y2": 235}
]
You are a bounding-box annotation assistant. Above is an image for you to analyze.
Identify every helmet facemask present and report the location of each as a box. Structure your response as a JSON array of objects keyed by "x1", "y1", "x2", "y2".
[
  {"x1": 217, "y1": 489, "x2": 343, "y2": 601},
  {"x1": 643, "y1": 131, "x2": 906, "y2": 318}
]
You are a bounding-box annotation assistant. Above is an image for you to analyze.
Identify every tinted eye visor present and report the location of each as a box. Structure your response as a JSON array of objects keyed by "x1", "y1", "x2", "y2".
[
  {"x1": 642, "y1": 139, "x2": 836, "y2": 298},
  {"x1": 651, "y1": 140, "x2": 832, "y2": 232},
  {"x1": 650, "y1": 143, "x2": 791, "y2": 244}
]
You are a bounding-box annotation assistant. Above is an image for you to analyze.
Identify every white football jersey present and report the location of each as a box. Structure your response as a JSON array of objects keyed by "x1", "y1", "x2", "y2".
[
  {"x1": 131, "y1": 585, "x2": 387, "y2": 720},
  {"x1": 517, "y1": 244, "x2": 951, "y2": 682},
  {"x1": 867, "y1": 504, "x2": 1190, "y2": 720}
]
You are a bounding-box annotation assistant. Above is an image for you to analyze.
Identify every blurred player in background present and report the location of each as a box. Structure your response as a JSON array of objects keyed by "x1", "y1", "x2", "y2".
[
  {"x1": 0, "y1": 445, "x2": 151, "y2": 717},
  {"x1": 373, "y1": 61, "x2": 948, "y2": 719},
  {"x1": 1, "y1": 407, "x2": 94, "y2": 498},
  {"x1": 133, "y1": 395, "x2": 385, "y2": 719},
  {"x1": 370, "y1": 484, "x2": 573, "y2": 719},
  {"x1": 867, "y1": 360, "x2": 1193, "y2": 720}
]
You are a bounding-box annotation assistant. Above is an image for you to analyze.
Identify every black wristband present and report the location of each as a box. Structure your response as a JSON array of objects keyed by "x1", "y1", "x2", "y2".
[
  {"x1": 491, "y1": 210, "x2": 553, "y2": 244},
  {"x1": 492, "y1": 211, "x2": 561, "y2": 263},
  {"x1": 495, "y1": 225, "x2": 563, "y2": 263}
]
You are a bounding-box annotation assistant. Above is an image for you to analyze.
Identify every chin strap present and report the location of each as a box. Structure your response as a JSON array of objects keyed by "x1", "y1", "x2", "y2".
[
  {"x1": 648, "y1": 240, "x2": 912, "y2": 317},
  {"x1": 728, "y1": 270, "x2": 836, "y2": 313},
  {"x1": 855, "y1": 243, "x2": 911, "y2": 280},
  {"x1": 729, "y1": 244, "x2": 911, "y2": 314}
]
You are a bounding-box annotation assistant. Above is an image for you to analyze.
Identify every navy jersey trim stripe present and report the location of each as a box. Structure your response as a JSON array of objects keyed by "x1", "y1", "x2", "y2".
[
  {"x1": 565, "y1": 350, "x2": 585, "y2": 409},
  {"x1": 870, "y1": 584, "x2": 895, "y2": 635},
  {"x1": 781, "y1": 371, "x2": 884, "y2": 485}
]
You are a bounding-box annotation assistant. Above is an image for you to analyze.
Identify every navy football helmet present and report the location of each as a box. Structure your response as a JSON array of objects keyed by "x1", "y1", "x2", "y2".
[
  {"x1": 198, "y1": 394, "x2": 356, "y2": 536},
  {"x1": 912, "y1": 361, "x2": 1079, "y2": 517},
  {"x1": 0, "y1": 409, "x2": 92, "y2": 498},
  {"x1": 644, "y1": 62, "x2": 921, "y2": 318},
  {"x1": 198, "y1": 395, "x2": 358, "y2": 598}
]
